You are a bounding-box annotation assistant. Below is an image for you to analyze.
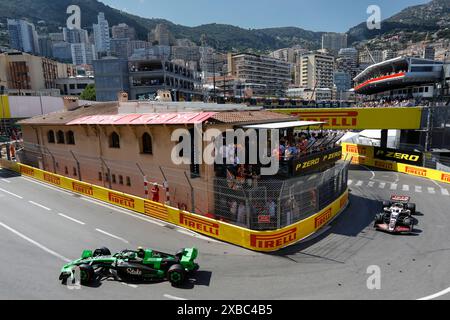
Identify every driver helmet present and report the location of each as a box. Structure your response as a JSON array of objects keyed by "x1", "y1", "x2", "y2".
[{"x1": 137, "y1": 247, "x2": 145, "y2": 258}]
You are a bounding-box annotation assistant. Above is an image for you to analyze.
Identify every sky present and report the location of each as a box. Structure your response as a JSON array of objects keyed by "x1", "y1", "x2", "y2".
[{"x1": 101, "y1": 0, "x2": 430, "y2": 32}]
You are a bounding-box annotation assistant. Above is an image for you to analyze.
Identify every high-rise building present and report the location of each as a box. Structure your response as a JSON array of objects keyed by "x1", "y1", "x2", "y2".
[
  {"x1": 295, "y1": 52, "x2": 335, "y2": 89},
  {"x1": 151, "y1": 24, "x2": 171, "y2": 46},
  {"x1": 112, "y1": 23, "x2": 136, "y2": 40},
  {"x1": 93, "y1": 12, "x2": 111, "y2": 56},
  {"x1": 63, "y1": 28, "x2": 89, "y2": 44},
  {"x1": 70, "y1": 43, "x2": 96, "y2": 65},
  {"x1": 269, "y1": 48, "x2": 296, "y2": 64},
  {"x1": 7, "y1": 19, "x2": 40, "y2": 55},
  {"x1": 336, "y1": 48, "x2": 359, "y2": 80},
  {"x1": 38, "y1": 36, "x2": 53, "y2": 58},
  {"x1": 322, "y1": 33, "x2": 348, "y2": 55},
  {"x1": 227, "y1": 53, "x2": 291, "y2": 97},
  {"x1": 423, "y1": 46, "x2": 436, "y2": 60},
  {"x1": 110, "y1": 38, "x2": 130, "y2": 60}
]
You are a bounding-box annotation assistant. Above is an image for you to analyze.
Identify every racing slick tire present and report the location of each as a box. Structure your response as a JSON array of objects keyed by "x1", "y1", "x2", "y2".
[
  {"x1": 93, "y1": 247, "x2": 111, "y2": 257},
  {"x1": 374, "y1": 213, "x2": 384, "y2": 227},
  {"x1": 167, "y1": 264, "x2": 186, "y2": 287},
  {"x1": 407, "y1": 203, "x2": 416, "y2": 215},
  {"x1": 79, "y1": 264, "x2": 95, "y2": 285},
  {"x1": 403, "y1": 218, "x2": 414, "y2": 232}
]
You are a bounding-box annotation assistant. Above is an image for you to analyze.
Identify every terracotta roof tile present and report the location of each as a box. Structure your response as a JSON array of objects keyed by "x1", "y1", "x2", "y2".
[{"x1": 210, "y1": 110, "x2": 294, "y2": 124}]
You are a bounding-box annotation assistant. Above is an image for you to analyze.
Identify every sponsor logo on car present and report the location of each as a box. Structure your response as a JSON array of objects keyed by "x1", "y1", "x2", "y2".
[
  {"x1": 405, "y1": 166, "x2": 427, "y2": 177},
  {"x1": 20, "y1": 166, "x2": 34, "y2": 176},
  {"x1": 108, "y1": 193, "x2": 135, "y2": 209},
  {"x1": 441, "y1": 173, "x2": 450, "y2": 183},
  {"x1": 179, "y1": 213, "x2": 219, "y2": 236},
  {"x1": 250, "y1": 228, "x2": 297, "y2": 249},
  {"x1": 126, "y1": 268, "x2": 142, "y2": 276},
  {"x1": 315, "y1": 208, "x2": 332, "y2": 229},
  {"x1": 72, "y1": 182, "x2": 93, "y2": 196},
  {"x1": 43, "y1": 173, "x2": 61, "y2": 186}
]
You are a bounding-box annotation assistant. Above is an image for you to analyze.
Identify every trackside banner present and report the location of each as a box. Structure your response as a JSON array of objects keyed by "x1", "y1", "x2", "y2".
[
  {"x1": 341, "y1": 143, "x2": 450, "y2": 185},
  {"x1": 0, "y1": 160, "x2": 349, "y2": 252},
  {"x1": 275, "y1": 107, "x2": 423, "y2": 130},
  {"x1": 374, "y1": 147, "x2": 423, "y2": 166},
  {"x1": 292, "y1": 147, "x2": 342, "y2": 176}
]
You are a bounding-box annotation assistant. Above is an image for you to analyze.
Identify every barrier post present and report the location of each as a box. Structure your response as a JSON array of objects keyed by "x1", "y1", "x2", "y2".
[
  {"x1": 70, "y1": 151, "x2": 82, "y2": 181},
  {"x1": 100, "y1": 157, "x2": 112, "y2": 189},
  {"x1": 44, "y1": 147, "x2": 57, "y2": 174},
  {"x1": 159, "y1": 167, "x2": 171, "y2": 206},
  {"x1": 184, "y1": 171, "x2": 195, "y2": 213},
  {"x1": 6, "y1": 142, "x2": 10, "y2": 160}
]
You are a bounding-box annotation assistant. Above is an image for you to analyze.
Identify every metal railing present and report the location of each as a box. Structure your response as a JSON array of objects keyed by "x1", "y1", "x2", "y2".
[{"x1": 15, "y1": 142, "x2": 350, "y2": 231}]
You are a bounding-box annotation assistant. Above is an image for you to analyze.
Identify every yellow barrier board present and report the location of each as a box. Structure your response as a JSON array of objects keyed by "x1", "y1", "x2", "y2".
[
  {"x1": 342, "y1": 143, "x2": 450, "y2": 185},
  {"x1": 1, "y1": 160, "x2": 350, "y2": 252},
  {"x1": 0, "y1": 96, "x2": 10, "y2": 119},
  {"x1": 275, "y1": 107, "x2": 423, "y2": 130}
]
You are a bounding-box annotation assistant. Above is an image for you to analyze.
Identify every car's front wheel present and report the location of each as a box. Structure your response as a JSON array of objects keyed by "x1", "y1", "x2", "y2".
[
  {"x1": 167, "y1": 264, "x2": 186, "y2": 287},
  {"x1": 79, "y1": 264, "x2": 95, "y2": 285}
]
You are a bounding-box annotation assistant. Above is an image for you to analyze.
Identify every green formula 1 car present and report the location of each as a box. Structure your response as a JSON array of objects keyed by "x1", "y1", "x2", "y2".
[{"x1": 59, "y1": 247, "x2": 199, "y2": 287}]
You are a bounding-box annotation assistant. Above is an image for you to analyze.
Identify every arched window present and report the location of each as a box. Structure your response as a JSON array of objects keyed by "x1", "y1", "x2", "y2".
[
  {"x1": 142, "y1": 133, "x2": 153, "y2": 154},
  {"x1": 47, "y1": 130, "x2": 55, "y2": 143},
  {"x1": 57, "y1": 130, "x2": 65, "y2": 144},
  {"x1": 109, "y1": 132, "x2": 120, "y2": 149},
  {"x1": 66, "y1": 131, "x2": 75, "y2": 145}
]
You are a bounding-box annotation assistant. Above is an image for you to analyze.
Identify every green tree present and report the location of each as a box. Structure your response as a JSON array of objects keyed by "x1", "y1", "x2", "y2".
[{"x1": 80, "y1": 84, "x2": 96, "y2": 101}]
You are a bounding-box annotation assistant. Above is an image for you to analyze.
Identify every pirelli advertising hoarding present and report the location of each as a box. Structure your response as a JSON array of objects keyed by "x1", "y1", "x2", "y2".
[{"x1": 275, "y1": 107, "x2": 423, "y2": 130}]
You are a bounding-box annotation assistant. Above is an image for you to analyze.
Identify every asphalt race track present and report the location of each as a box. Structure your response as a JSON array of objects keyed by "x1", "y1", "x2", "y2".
[{"x1": 0, "y1": 165, "x2": 449, "y2": 300}]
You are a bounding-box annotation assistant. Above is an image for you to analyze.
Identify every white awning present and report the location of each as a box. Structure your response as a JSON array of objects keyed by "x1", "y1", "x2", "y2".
[{"x1": 241, "y1": 121, "x2": 326, "y2": 130}]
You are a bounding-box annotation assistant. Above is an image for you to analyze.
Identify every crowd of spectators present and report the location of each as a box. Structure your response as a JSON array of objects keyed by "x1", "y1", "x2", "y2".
[{"x1": 353, "y1": 97, "x2": 433, "y2": 108}]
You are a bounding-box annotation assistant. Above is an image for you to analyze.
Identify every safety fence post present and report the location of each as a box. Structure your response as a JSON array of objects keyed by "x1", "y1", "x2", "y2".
[
  {"x1": 184, "y1": 171, "x2": 195, "y2": 213},
  {"x1": 70, "y1": 151, "x2": 82, "y2": 181},
  {"x1": 100, "y1": 157, "x2": 112, "y2": 190},
  {"x1": 44, "y1": 147, "x2": 57, "y2": 174}
]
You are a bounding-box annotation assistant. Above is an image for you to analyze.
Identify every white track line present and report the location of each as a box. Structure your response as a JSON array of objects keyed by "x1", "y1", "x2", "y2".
[
  {"x1": 28, "y1": 201, "x2": 51, "y2": 211},
  {"x1": 379, "y1": 182, "x2": 386, "y2": 189},
  {"x1": 0, "y1": 221, "x2": 71, "y2": 262},
  {"x1": 176, "y1": 229, "x2": 222, "y2": 244},
  {"x1": 418, "y1": 287, "x2": 450, "y2": 300},
  {"x1": 0, "y1": 187, "x2": 23, "y2": 199},
  {"x1": 81, "y1": 197, "x2": 166, "y2": 227},
  {"x1": 347, "y1": 180, "x2": 353, "y2": 185},
  {"x1": 403, "y1": 185, "x2": 410, "y2": 191},
  {"x1": 58, "y1": 213, "x2": 85, "y2": 225},
  {"x1": 368, "y1": 181, "x2": 375, "y2": 188},
  {"x1": 390, "y1": 183, "x2": 398, "y2": 190},
  {"x1": 20, "y1": 176, "x2": 73, "y2": 195},
  {"x1": 415, "y1": 186, "x2": 422, "y2": 193},
  {"x1": 164, "y1": 294, "x2": 187, "y2": 300},
  {"x1": 95, "y1": 228, "x2": 129, "y2": 244},
  {"x1": 120, "y1": 282, "x2": 138, "y2": 289},
  {"x1": 1, "y1": 179, "x2": 11, "y2": 183},
  {"x1": 355, "y1": 181, "x2": 363, "y2": 187},
  {"x1": 442, "y1": 189, "x2": 449, "y2": 196},
  {"x1": 428, "y1": 187, "x2": 436, "y2": 194}
]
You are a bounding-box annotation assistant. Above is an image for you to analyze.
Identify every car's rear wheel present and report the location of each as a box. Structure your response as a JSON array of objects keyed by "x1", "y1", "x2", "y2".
[
  {"x1": 93, "y1": 247, "x2": 111, "y2": 257},
  {"x1": 167, "y1": 264, "x2": 186, "y2": 287},
  {"x1": 79, "y1": 264, "x2": 95, "y2": 285}
]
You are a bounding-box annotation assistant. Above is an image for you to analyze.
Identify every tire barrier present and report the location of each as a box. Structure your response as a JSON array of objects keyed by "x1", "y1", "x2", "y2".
[
  {"x1": 341, "y1": 143, "x2": 450, "y2": 185},
  {"x1": 0, "y1": 159, "x2": 349, "y2": 252}
]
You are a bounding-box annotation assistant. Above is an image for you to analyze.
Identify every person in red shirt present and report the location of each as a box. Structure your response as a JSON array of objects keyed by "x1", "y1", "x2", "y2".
[{"x1": 150, "y1": 183, "x2": 160, "y2": 203}]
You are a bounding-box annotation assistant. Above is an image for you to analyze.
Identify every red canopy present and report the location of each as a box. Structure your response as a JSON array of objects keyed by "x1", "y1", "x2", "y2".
[{"x1": 67, "y1": 112, "x2": 217, "y2": 126}]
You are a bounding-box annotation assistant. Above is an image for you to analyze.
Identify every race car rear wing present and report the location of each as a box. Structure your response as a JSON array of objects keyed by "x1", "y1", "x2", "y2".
[{"x1": 391, "y1": 195, "x2": 410, "y2": 203}]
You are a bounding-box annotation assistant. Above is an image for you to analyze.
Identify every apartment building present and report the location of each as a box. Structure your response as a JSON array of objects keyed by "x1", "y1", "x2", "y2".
[
  {"x1": 93, "y1": 12, "x2": 111, "y2": 55},
  {"x1": 295, "y1": 52, "x2": 335, "y2": 89},
  {"x1": 7, "y1": 19, "x2": 40, "y2": 55},
  {"x1": 0, "y1": 52, "x2": 76, "y2": 95},
  {"x1": 112, "y1": 23, "x2": 136, "y2": 40},
  {"x1": 227, "y1": 53, "x2": 291, "y2": 97},
  {"x1": 322, "y1": 33, "x2": 348, "y2": 55}
]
